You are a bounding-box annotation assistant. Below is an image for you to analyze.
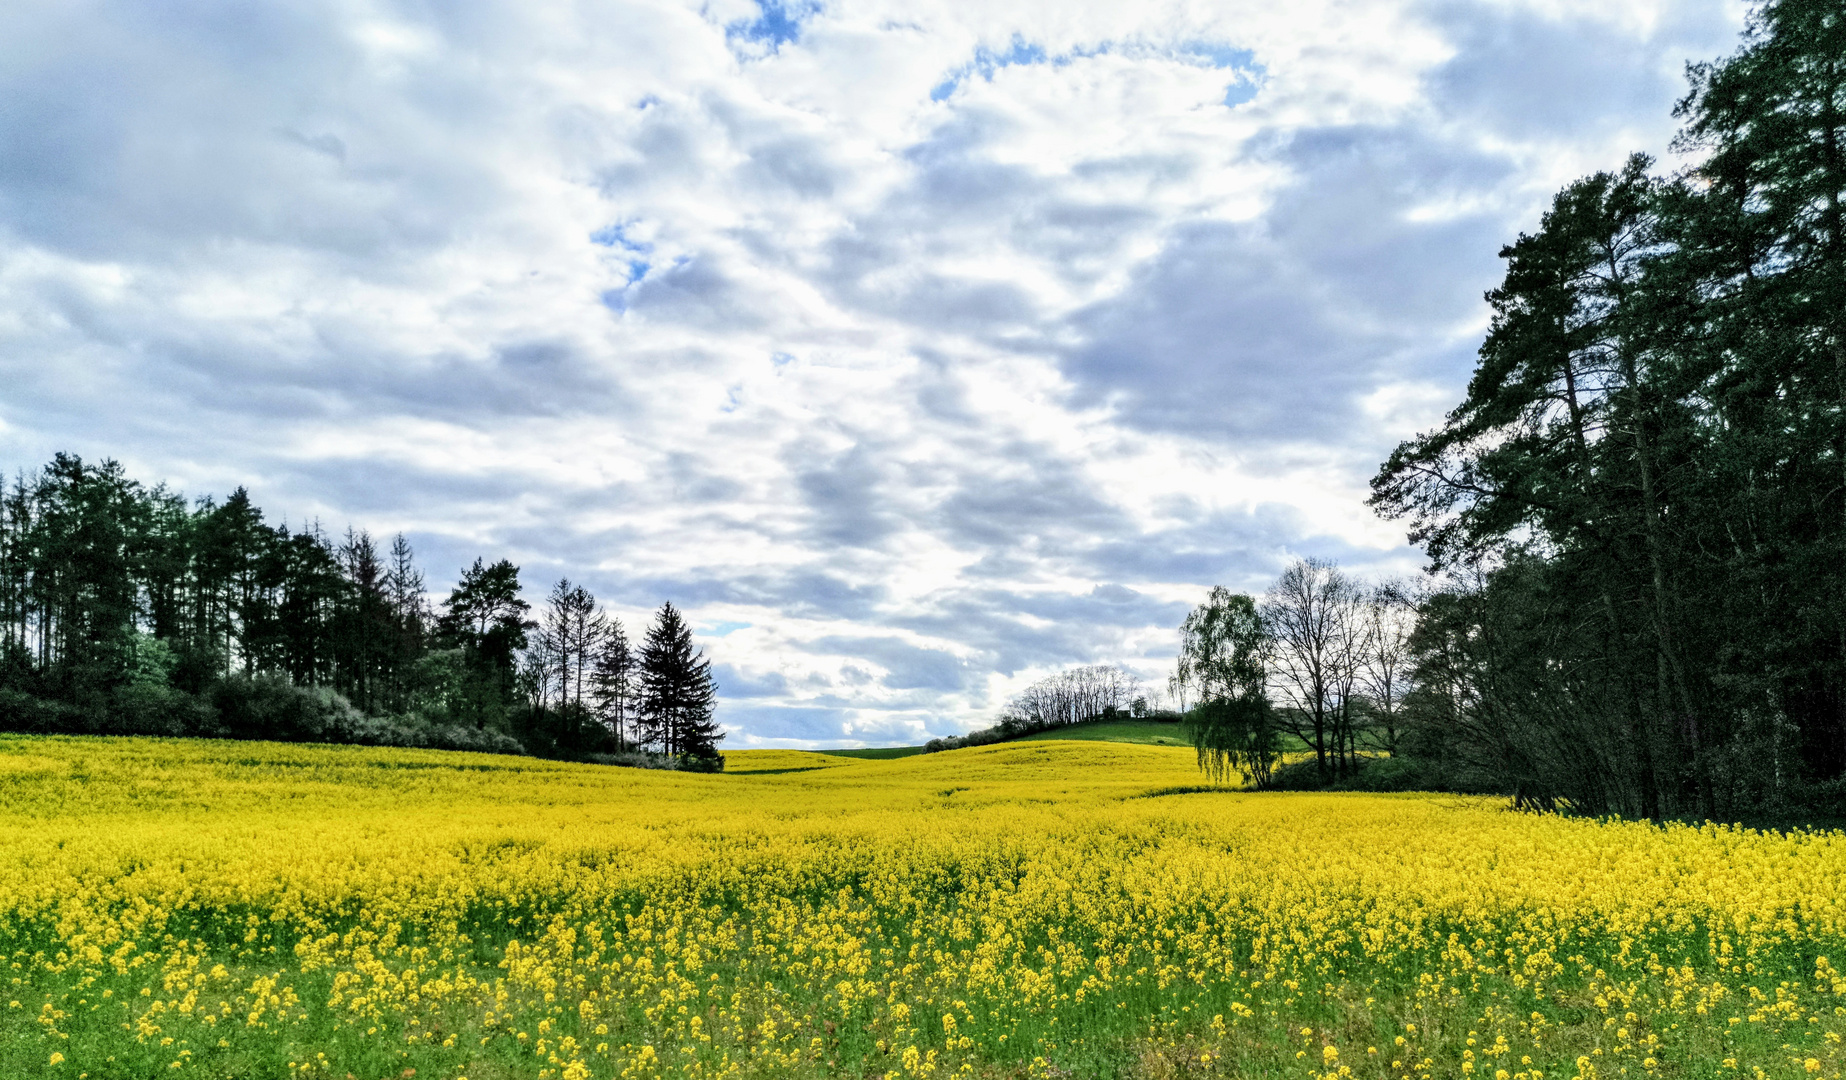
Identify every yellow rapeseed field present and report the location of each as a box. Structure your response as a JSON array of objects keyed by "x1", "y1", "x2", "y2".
[{"x1": 2, "y1": 735, "x2": 1844, "y2": 1080}]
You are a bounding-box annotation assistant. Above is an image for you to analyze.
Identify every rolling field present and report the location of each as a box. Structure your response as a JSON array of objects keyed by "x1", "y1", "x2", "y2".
[
  {"x1": 812, "y1": 746, "x2": 932, "y2": 760},
  {"x1": 1016, "y1": 720, "x2": 1189, "y2": 746},
  {"x1": 2, "y1": 737, "x2": 1845, "y2": 1080}
]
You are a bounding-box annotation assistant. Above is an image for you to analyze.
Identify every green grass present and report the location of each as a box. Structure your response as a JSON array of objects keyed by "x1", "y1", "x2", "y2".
[
  {"x1": 818, "y1": 720, "x2": 1315, "y2": 756},
  {"x1": 817, "y1": 722, "x2": 1196, "y2": 756},
  {"x1": 1017, "y1": 720, "x2": 1190, "y2": 746},
  {"x1": 1017, "y1": 721, "x2": 1320, "y2": 754},
  {"x1": 812, "y1": 745, "x2": 930, "y2": 759}
]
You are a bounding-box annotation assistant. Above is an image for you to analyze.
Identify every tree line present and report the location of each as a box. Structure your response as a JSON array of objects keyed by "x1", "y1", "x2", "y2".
[
  {"x1": 0, "y1": 454, "x2": 721, "y2": 767},
  {"x1": 1180, "y1": 0, "x2": 1846, "y2": 820},
  {"x1": 1170, "y1": 563, "x2": 1416, "y2": 791},
  {"x1": 923, "y1": 664, "x2": 1148, "y2": 753}
]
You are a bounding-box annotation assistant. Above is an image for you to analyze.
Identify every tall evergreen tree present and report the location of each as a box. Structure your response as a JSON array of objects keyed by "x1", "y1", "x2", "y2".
[
  {"x1": 1370, "y1": 0, "x2": 1846, "y2": 817},
  {"x1": 30, "y1": 455, "x2": 143, "y2": 696},
  {"x1": 383, "y1": 534, "x2": 429, "y2": 711},
  {"x1": 540, "y1": 579, "x2": 605, "y2": 714},
  {"x1": 591, "y1": 618, "x2": 634, "y2": 749},
  {"x1": 334, "y1": 529, "x2": 395, "y2": 712},
  {"x1": 636, "y1": 602, "x2": 720, "y2": 760}
]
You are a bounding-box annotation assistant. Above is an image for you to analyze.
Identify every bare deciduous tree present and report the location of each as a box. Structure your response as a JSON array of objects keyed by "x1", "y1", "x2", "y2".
[
  {"x1": 1011, "y1": 664, "x2": 1141, "y2": 729},
  {"x1": 1262, "y1": 557, "x2": 1364, "y2": 780},
  {"x1": 1359, "y1": 580, "x2": 1418, "y2": 756}
]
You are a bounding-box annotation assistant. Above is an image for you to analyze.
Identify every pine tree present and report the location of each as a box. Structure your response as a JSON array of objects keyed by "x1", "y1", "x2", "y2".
[
  {"x1": 335, "y1": 528, "x2": 394, "y2": 712},
  {"x1": 636, "y1": 602, "x2": 720, "y2": 762},
  {"x1": 381, "y1": 534, "x2": 428, "y2": 713},
  {"x1": 540, "y1": 579, "x2": 605, "y2": 714},
  {"x1": 436, "y1": 559, "x2": 531, "y2": 730},
  {"x1": 590, "y1": 618, "x2": 634, "y2": 749}
]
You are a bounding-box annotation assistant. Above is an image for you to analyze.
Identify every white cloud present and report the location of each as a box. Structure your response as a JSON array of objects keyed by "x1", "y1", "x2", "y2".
[{"x1": 0, "y1": 0, "x2": 1745, "y2": 744}]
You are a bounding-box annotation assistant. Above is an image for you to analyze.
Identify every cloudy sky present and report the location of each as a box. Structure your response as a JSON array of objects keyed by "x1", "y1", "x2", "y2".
[{"x1": 0, "y1": 0, "x2": 1745, "y2": 745}]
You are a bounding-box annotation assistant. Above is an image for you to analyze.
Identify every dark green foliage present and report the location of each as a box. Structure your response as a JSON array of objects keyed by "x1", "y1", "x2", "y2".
[
  {"x1": 591, "y1": 618, "x2": 635, "y2": 749},
  {"x1": 0, "y1": 684, "x2": 208, "y2": 737},
  {"x1": 676, "y1": 749, "x2": 726, "y2": 772},
  {"x1": 922, "y1": 724, "x2": 1011, "y2": 754},
  {"x1": 636, "y1": 602, "x2": 722, "y2": 764},
  {"x1": 1371, "y1": 0, "x2": 1846, "y2": 819},
  {"x1": 583, "y1": 747, "x2": 697, "y2": 770},
  {"x1": 208, "y1": 672, "x2": 367, "y2": 741},
  {"x1": 0, "y1": 455, "x2": 716, "y2": 768},
  {"x1": 1, "y1": 456, "x2": 448, "y2": 719},
  {"x1": 1263, "y1": 753, "x2": 1503, "y2": 795},
  {"x1": 518, "y1": 579, "x2": 620, "y2": 758},
  {"x1": 435, "y1": 558, "x2": 533, "y2": 730}
]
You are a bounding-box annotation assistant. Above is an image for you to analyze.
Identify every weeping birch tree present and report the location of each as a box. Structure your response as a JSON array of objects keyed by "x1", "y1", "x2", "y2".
[{"x1": 1173, "y1": 586, "x2": 1278, "y2": 787}]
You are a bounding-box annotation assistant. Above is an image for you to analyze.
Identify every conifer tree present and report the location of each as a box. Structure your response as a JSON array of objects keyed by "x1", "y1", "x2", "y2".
[
  {"x1": 436, "y1": 559, "x2": 531, "y2": 729},
  {"x1": 591, "y1": 618, "x2": 634, "y2": 749},
  {"x1": 540, "y1": 579, "x2": 605, "y2": 714},
  {"x1": 636, "y1": 602, "x2": 720, "y2": 762}
]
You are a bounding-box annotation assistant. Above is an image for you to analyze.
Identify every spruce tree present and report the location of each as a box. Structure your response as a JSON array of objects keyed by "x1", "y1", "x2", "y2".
[
  {"x1": 636, "y1": 602, "x2": 720, "y2": 763},
  {"x1": 591, "y1": 619, "x2": 634, "y2": 749}
]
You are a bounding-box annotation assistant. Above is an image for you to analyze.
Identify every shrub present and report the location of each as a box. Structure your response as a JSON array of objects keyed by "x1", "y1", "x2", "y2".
[
  {"x1": 344, "y1": 714, "x2": 526, "y2": 756},
  {"x1": 678, "y1": 749, "x2": 725, "y2": 773},
  {"x1": 3, "y1": 675, "x2": 527, "y2": 759},
  {"x1": 107, "y1": 683, "x2": 214, "y2": 737},
  {"x1": 583, "y1": 749, "x2": 686, "y2": 770},
  {"x1": 1264, "y1": 753, "x2": 1504, "y2": 794},
  {"x1": 208, "y1": 673, "x2": 365, "y2": 742},
  {"x1": 0, "y1": 688, "x2": 87, "y2": 733}
]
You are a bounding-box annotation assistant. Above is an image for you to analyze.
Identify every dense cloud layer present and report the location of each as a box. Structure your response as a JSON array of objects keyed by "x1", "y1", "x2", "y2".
[{"x1": 0, "y1": 0, "x2": 1745, "y2": 745}]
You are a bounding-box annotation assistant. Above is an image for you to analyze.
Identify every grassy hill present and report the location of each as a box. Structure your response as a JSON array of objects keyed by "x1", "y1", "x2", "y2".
[
  {"x1": 810, "y1": 719, "x2": 1190, "y2": 757},
  {"x1": 1016, "y1": 719, "x2": 1189, "y2": 746},
  {"x1": 812, "y1": 745, "x2": 930, "y2": 760},
  {"x1": 805, "y1": 719, "x2": 1326, "y2": 758},
  {"x1": 958, "y1": 719, "x2": 1315, "y2": 753}
]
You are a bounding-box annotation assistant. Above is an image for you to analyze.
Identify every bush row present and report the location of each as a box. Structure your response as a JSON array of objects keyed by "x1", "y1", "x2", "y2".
[
  {"x1": 924, "y1": 708, "x2": 1182, "y2": 753},
  {"x1": 1262, "y1": 753, "x2": 1506, "y2": 794},
  {"x1": 4, "y1": 678, "x2": 523, "y2": 760}
]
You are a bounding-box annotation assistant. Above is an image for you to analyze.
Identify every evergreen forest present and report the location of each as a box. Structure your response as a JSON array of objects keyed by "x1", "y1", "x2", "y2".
[
  {"x1": 0, "y1": 454, "x2": 722, "y2": 768},
  {"x1": 1373, "y1": 0, "x2": 1846, "y2": 820},
  {"x1": 1175, "y1": 0, "x2": 1846, "y2": 822}
]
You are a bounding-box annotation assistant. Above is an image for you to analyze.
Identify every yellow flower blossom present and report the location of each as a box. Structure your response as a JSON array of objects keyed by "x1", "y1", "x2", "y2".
[{"x1": 1, "y1": 736, "x2": 1845, "y2": 1079}]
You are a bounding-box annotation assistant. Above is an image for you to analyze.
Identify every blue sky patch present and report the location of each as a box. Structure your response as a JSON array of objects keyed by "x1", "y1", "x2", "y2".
[
  {"x1": 1223, "y1": 80, "x2": 1261, "y2": 107},
  {"x1": 1175, "y1": 42, "x2": 1265, "y2": 107},
  {"x1": 591, "y1": 224, "x2": 652, "y2": 282},
  {"x1": 931, "y1": 38, "x2": 1259, "y2": 107},
  {"x1": 931, "y1": 35, "x2": 1052, "y2": 101},
  {"x1": 590, "y1": 222, "x2": 652, "y2": 251},
  {"x1": 1181, "y1": 42, "x2": 1255, "y2": 70},
  {"x1": 726, "y1": 0, "x2": 821, "y2": 53}
]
